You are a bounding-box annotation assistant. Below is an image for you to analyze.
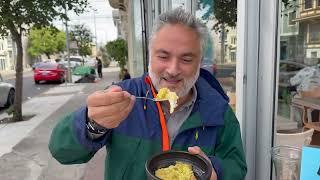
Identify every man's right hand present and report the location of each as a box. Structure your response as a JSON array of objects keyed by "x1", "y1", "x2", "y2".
[{"x1": 87, "y1": 85, "x2": 136, "y2": 129}]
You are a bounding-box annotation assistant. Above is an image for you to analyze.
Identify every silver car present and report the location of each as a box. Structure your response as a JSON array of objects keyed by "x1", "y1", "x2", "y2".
[{"x1": 0, "y1": 73, "x2": 15, "y2": 107}]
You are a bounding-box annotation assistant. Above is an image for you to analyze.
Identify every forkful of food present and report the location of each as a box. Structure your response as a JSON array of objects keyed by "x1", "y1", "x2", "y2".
[{"x1": 135, "y1": 87, "x2": 179, "y2": 113}]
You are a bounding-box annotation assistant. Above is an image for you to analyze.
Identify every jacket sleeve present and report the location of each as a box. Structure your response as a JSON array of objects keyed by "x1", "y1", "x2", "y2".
[
  {"x1": 48, "y1": 106, "x2": 111, "y2": 164},
  {"x1": 210, "y1": 107, "x2": 247, "y2": 180}
]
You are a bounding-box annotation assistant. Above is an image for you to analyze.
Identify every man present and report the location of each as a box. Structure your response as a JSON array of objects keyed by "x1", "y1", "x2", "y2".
[
  {"x1": 122, "y1": 68, "x2": 131, "y2": 81},
  {"x1": 49, "y1": 8, "x2": 247, "y2": 180},
  {"x1": 96, "y1": 56, "x2": 103, "y2": 78}
]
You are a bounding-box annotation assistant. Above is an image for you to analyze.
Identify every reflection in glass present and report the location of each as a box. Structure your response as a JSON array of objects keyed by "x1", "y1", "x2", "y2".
[
  {"x1": 195, "y1": 0, "x2": 237, "y2": 111},
  {"x1": 276, "y1": 0, "x2": 320, "y2": 150}
]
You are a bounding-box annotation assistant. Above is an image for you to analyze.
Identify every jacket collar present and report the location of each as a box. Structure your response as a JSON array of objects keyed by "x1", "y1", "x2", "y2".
[{"x1": 142, "y1": 72, "x2": 228, "y2": 129}]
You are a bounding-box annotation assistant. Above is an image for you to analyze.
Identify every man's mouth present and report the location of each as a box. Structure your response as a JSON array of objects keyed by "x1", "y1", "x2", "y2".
[{"x1": 162, "y1": 77, "x2": 182, "y2": 84}]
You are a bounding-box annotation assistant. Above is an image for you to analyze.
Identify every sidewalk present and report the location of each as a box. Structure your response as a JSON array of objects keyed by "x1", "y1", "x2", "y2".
[
  {"x1": 0, "y1": 68, "x2": 120, "y2": 180},
  {"x1": 1, "y1": 68, "x2": 33, "y2": 80}
]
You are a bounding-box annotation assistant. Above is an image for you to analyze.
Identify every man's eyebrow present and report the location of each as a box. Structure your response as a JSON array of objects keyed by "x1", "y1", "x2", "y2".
[
  {"x1": 155, "y1": 49, "x2": 169, "y2": 54},
  {"x1": 181, "y1": 52, "x2": 195, "y2": 57}
]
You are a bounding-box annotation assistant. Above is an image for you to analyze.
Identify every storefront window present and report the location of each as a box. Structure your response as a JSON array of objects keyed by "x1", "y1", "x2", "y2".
[
  {"x1": 129, "y1": 0, "x2": 145, "y2": 77},
  {"x1": 275, "y1": 0, "x2": 320, "y2": 149},
  {"x1": 195, "y1": 0, "x2": 237, "y2": 111},
  {"x1": 304, "y1": 0, "x2": 313, "y2": 9}
]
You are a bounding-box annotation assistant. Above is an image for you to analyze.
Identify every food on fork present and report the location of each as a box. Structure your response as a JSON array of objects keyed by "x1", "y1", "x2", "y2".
[{"x1": 155, "y1": 87, "x2": 179, "y2": 113}]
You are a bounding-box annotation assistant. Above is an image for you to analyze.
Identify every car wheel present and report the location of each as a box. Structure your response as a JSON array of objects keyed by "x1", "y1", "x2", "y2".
[
  {"x1": 35, "y1": 80, "x2": 40, "y2": 84},
  {"x1": 5, "y1": 89, "x2": 15, "y2": 107}
]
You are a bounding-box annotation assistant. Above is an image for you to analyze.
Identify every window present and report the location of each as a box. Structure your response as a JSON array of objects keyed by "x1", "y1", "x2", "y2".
[
  {"x1": 231, "y1": 37, "x2": 237, "y2": 45},
  {"x1": 311, "y1": 51, "x2": 317, "y2": 58},
  {"x1": 230, "y1": 52, "x2": 236, "y2": 62},
  {"x1": 288, "y1": 11, "x2": 296, "y2": 26},
  {"x1": 305, "y1": 0, "x2": 312, "y2": 9},
  {"x1": 0, "y1": 59, "x2": 6, "y2": 70},
  {"x1": 309, "y1": 32, "x2": 320, "y2": 43}
]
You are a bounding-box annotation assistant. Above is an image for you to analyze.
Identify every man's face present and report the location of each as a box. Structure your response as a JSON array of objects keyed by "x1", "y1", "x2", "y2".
[{"x1": 149, "y1": 24, "x2": 202, "y2": 97}]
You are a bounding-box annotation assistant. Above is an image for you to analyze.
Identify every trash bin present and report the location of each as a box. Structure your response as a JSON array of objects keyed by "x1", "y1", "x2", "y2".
[{"x1": 271, "y1": 146, "x2": 302, "y2": 180}]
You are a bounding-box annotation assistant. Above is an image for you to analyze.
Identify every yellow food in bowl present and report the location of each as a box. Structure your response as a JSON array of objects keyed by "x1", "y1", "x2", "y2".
[
  {"x1": 155, "y1": 161, "x2": 196, "y2": 180},
  {"x1": 155, "y1": 88, "x2": 179, "y2": 113}
]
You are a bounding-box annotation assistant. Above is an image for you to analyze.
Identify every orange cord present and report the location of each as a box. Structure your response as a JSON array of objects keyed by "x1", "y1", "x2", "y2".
[{"x1": 145, "y1": 76, "x2": 170, "y2": 151}]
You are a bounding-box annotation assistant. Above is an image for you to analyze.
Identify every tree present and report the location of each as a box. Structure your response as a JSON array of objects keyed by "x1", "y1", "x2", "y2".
[
  {"x1": 199, "y1": 0, "x2": 294, "y2": 31},
  {"x1": 0, "y1": 0, "x2": 88, "y2": 121},
  {"x1": 28, "y1": 27, "x2": 66, "y2": 59},
  {"x1": 199, "y1": 0, "x2": 236, "y2": 31},
  {"x1": 105, "y1": 39, "x2": 128, "y2": 70},
  {"x1": 70, "y1": 24, "x2": 93, "y2": 58}
]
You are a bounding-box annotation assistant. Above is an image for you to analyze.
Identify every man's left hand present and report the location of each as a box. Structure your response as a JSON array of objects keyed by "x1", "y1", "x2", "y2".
[{"x1": 188, "y1": 146, "x2": 217, "y2": 180}]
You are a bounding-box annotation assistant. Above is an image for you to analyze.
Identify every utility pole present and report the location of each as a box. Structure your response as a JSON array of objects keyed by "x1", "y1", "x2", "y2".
[
  {"x1": 65, "y1": 6, "x2": 72, "y2": 83},
  {"x1": 93, "y1": 8, "x2": 98, "y2": 54}
]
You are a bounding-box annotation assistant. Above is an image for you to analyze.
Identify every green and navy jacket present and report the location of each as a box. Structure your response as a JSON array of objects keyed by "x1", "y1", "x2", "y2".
[{"x1": 49, "y1": 69, "x2": 247, "y2": 180}]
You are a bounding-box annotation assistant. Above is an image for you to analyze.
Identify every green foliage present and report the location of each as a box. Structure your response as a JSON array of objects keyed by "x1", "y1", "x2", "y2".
[
  {"x1": 0, "y1": 0, "x2": 89, "y2": 36},
  {"x1": 199, "y1": 0, "x2": 296, "y2": 31},
  {"x1": 70, "y1": 24, "x2": 93, "y2": 57},
  {"x1": 27, "y1": 27, "x2": 66, "y2": 59},
  {"x1": 105, "y1": 39, "x2": 128, "y2": 70},
  {"x1": 199, "y1": 0, "x2": 236, "y2": 31},
  {"x1": 5, "y1": 105, "x2": 14, "y2": 116},
  {"x1": 0, "y1": 0, "x2": 89, "y2": 121}
]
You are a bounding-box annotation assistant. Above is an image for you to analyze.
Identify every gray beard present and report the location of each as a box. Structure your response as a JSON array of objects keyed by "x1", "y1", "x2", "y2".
[{"x1": 148, "y1": 64, "x2": 200, "y2": 97}]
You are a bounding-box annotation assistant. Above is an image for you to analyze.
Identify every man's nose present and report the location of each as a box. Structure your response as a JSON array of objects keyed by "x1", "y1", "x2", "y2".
[{"x1": 166, "y1": 58, "x2": 181, "y2": 76}]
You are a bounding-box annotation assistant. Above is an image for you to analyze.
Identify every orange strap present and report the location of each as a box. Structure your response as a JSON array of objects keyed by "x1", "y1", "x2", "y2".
[{"x1": 145, "y1": 76, "x2": 170, "y2": 151}]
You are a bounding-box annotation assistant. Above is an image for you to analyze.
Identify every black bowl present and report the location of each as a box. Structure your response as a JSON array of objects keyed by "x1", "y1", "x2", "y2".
[{"x1": 145, "y1": 151, "x2": 212, "y2": 180}]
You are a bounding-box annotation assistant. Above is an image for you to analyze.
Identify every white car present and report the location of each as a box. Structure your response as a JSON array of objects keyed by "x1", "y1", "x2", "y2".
[{"x1": 0, "y1": 73, "x2": 15, "y2": 107}]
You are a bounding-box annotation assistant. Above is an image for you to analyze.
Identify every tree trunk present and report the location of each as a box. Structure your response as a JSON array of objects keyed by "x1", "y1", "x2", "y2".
[
  {"x1": 46, "y1": 53, "x2": 51, "y2": 59},
  {"x1": 12, "y1": 33, "x2": 23, "y2": 121}
]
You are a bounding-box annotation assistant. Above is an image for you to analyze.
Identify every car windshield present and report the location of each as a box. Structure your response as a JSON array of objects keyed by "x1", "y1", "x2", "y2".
[
  {"x1": 37, "y1": 63, "x2": 57, "y2": 69},
  {"x1": 69, "y1": 58, "x2": 82, "y2": 62}
]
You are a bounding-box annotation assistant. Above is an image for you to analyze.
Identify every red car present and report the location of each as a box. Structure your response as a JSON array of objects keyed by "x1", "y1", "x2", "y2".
[{"x1": 34, "y1": 62, "x2": 67, "y2": 84}]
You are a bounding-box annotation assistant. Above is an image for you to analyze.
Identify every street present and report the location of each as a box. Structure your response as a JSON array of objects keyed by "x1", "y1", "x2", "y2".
[
  {"x1": 0, "y1": 68, "x2": 120, "y2": 180},
  {"x1": 0, "y1": 72, "x2": 59, "y2": 113},
  {"x1": 216, "y1": 64, "x2": 236, "y2": 78}
]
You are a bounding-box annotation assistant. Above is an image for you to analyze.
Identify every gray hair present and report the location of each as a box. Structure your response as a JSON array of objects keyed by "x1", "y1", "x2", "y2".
[{"x1": 149, "y1": 8, "x2": 209, "y2": 57}]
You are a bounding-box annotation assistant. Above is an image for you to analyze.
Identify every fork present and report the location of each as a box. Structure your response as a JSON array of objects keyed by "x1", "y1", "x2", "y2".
[{"x1": 135, "y1": 96, "x2": 167, "y2": 102}]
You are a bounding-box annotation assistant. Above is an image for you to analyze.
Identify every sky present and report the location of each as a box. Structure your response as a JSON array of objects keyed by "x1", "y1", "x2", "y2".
[{"x1": 53, "y1": 0, "x2": 117, "y2": 47}]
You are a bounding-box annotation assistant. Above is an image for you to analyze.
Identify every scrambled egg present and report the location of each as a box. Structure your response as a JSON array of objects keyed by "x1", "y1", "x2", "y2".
[
  {"x1": 155, "y1": 161, "x2": 196, "y2": 180},
  {"x1": 155, "y1": 88, "x2": 179, "y2": 113}
]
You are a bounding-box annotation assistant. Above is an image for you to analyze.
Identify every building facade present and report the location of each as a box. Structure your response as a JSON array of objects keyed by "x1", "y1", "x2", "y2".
[{"x1": 0, "y1": 35, "x2": 15, "y2": 71}]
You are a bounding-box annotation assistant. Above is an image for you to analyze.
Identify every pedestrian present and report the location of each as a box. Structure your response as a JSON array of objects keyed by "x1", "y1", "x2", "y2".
[
  {"x1": 122, "y1": 68, "x2": 131, "y2": 81},
  {"x1": 96, "y1": 56, "x2": 103, "y2": 78},
  {"x1": 49, "y1": 8, "x2": 247, "y2": 180}
]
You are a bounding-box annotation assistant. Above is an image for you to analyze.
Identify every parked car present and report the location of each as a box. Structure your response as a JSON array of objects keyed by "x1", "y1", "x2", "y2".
[
  {"x1": 278, "y1": 60, "x2": 309, "y2": 97},
  {"x1": 58, "y1": 60, "x2": 79, "y2": 70},
  {"x1": 33, "y1": 62, "x2": 67, "y2": 84},
  {"x1": 69, "y1": 56, "x2": 83, "y2": 66},
  {"x1": 0, "y1": 73, "x2": 15, "y2": 108},
  {"x1": 201, "y1": 58, "x2": 217, "y2": 76},
  {"x1": 32, "y1": 60, "x2": 55, "y2": 70},
  {"x1": 84, "y1": 58, "x2": 97, "y2": 68}
]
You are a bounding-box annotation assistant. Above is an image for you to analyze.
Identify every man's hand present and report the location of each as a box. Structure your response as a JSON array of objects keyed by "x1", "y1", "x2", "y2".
[
  {"x1": 188, "y1": 146, "x2": 217, "y2": 180},
  {"x1": 87, "y1": 85, "x2": 135, "y2": 129}
]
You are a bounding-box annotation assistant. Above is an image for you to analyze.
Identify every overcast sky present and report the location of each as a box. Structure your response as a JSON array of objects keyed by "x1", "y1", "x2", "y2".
[{"x1": 53, "y1": 0, "x2": 117, "y2": 46}]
